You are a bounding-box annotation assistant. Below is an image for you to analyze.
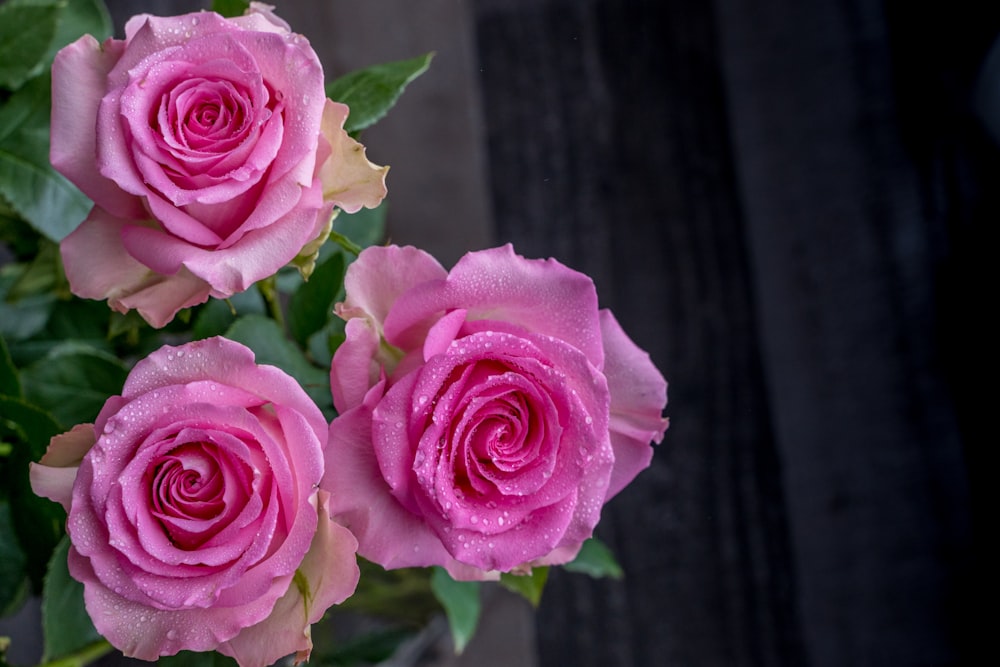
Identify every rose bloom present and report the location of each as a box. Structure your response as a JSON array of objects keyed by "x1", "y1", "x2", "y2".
[
  {"x1": 325, "y1": 245, "x2": 668, "y2": 579},
  {"x1": 30, "y1": 337, "x2": 359, "y2": 667},
  {"x1": 50, "y1": 5, "x2": 388, "y2": 327}
]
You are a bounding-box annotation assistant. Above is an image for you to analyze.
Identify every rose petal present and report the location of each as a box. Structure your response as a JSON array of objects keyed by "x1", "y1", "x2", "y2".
[
  {"x1": 29, "y1": 424, "x2": 97, "y2": 511},
  {"x1": 599, "y1": 310, "x2": 668, "y2": 498},
  {"x1": 339, "y1": 244, "x2": 447, "y2": 331},
  {"x1": 325, "y1": 395, "x2": 461, "y2": 572},
  {"x1": 330, "y1": 317, "x2": 381, "y2": 413},
  {"x1": 218, "y1": 492, "x2": 360, "y2": 667},
  {"x1": 59, "y1": 210, "x2": 212, "y2": 327},
  {"x1": 318, "y1": 100, "x2": 389, "y2": 213},
  {"x1": 383, "y1": 245, "x2": 605, "y2": 365},
  {"x1": 50, "y1": 35, "x2": 145, "y2": 220}
]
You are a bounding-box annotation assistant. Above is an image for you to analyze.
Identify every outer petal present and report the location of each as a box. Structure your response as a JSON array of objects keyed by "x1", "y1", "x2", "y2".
[
  {"x1": 120, "y1": 184, "x2": 325, "y2": 298},
  {"x1": 218, "y1": 492, "x2": 360, "y2": 667},
  {"x1": 383, "y1": 245, "x2": 605, "y2": 365},
  {"x1": 60, "y1": 209, "x2": 212, "y2": 327},
  {"x1": 330, "y1": 317, "x2": 381, "y2": 413},
  {"x1": 338, "y1": 245, "x2": 447, "y2": 330},
  {"x1": 318, "y1": 100, "x2": 389, "y2": 213},
  {"x1": 599, "y1": 310, "x2": 669, "y2": 498},
  {"x1": 68, "y1": 545, "x2": 289, "y2": 661},
  {"x1": 50, "y1": 35, "x2": 144, "y2": 220},
  {"x1": 29, "y1": 424, "x2": 96, "y2": 511}
]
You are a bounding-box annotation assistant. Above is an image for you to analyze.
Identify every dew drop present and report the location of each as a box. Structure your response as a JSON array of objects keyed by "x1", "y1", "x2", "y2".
[
  {"x1": 167, "y1": 629, "x2": 177, "y2": 640},
  {"x1": 470, "y1": 515, "x2": 478, "y2": 524}
]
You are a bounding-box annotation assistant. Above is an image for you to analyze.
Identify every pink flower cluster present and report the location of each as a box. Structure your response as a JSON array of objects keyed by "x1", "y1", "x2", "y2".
[{"x1": 32, "y1": 6, "x2": 668, "y2": 667}]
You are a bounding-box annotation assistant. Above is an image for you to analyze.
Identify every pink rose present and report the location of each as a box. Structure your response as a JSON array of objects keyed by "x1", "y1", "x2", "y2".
[
  {"x1": 30, "y1": 337, "x2": 359, "y2": 667},
  {"x1": 325, "y1": 245, "x2": 668, "y2": 578},
  {"x1": 50, "y1": 5, "x2": 388, "y2": 327}
]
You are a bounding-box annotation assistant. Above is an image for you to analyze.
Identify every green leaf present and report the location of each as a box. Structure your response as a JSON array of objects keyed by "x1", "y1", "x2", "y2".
[
  {"x1": 211, "y1": 0, "x2": 250, "y2": 19},
  {"x1": 430, "y1": 567, "x2": 481, "y2": 655},
  {"x1": 332, "y1": 199, "x2": 387, "y2": 250},
  {"x1": 562, "y1": 538, "x2": 624, "y2": 579},
  {"x1": 0, "y1": 335, "x2": 20, "y2": 398},
  {"x1": 499, "y1": 566, "x2": 549, "y2": 607},
  {"x1": 20, "y1": 344, "x2": 128, "y2": 428},
  {"x1": 1, "y1": 395, "x2": 64, "y2": 589},
  {"x1": 0, "y1": 264, "x2": 56, "y2": 342},
  {"x1": 4, "y1": 238, "x2": 62, "y2": 300},
  {"x1": 41, "y1": 535, "x2": 102, "y2": 661},
  {"x1": 47, "y1": 0, "x2": 112, "y2": 63},
  {"x1": 0, "y1": 500, "x2": 29, "y2": 617},
  {"x1": 326, "y1": 53, "x2": 433, "y2": 135},
  {"x1": 0, "y1": 1, "x2": 59, "y2": 90},
  {"x1": 0, "y1": 72, "x2": 92, "y2": 241},
  {"x1": 288, "y1": 252, "x2": 344, "y2": 348},
  {"x1": 224, "y1": 315, "x2": 331, "y2": 414},
  {"x1": 191, "y1": 288, "x2": 266, "y2": 340}
]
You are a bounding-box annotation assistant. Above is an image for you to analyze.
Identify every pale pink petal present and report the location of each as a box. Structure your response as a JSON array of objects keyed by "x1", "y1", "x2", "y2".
[
  {"x1": 339, "y1": 245, "x2": 446, "y2": 331},
  {"x1": 60, "y1": 210, "x2": 210, "y2": 327},
  {"x1": 29, "y1": 465, "x2": 78, "y2": 512},
  {"x1": 218, "y1": 492, "x2": 360, "y2": 667},
  {"x1": 29, "y1": 424, "x2": 97, "y2": 511},
  {"x1": 330, "y1": 317, "x2": 381, "y2": 413},
  {"x1": 60, "y1": 210, "x2": 149, "y2": 301},
  {"x1": 114, "y1": 266, "x2": 212, "y2": 328},
  {"x1": 50, "y1": 36, "x2": 145, "y2": 220},
  {"x1": 599, "y1": 310, "x2": 668, "y2": 498},
  {"x1": 318, "y1": 101, "x2": 389, "y2": 213}
]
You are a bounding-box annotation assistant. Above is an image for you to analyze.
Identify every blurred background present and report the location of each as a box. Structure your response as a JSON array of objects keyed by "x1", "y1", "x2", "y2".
[{"x1": 7, "y1": 0, "x2": 994, "y2": 665}]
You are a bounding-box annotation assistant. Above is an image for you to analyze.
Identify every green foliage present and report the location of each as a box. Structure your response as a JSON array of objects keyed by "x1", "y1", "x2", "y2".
[
  {"x1": 332, "y1": 201, "x2": 388, "y2": 250},
  {"x1": 225, "y1": 315, "x2": 333, "y2": 416},
  {"x1": 41, "y1": 536, "x2": 102, "y2": 662},
  {"x1": 288, "y1": 252, "x2": 345, "y2": 349},
  {"x1": 563, "y1": 538, "x2": 624, "y2": 579},
  {"x1": 429, "y1": 568, "x2": 481, "y2": 655},
  {"x1": 20, "y1": 343, "x2": 128, "y2": 428},
  {"x1": 0, "y1": 395, "x2": 64, "y2": 590},
  {"x1": 0, "y1": 501, "x2": 28, "y2": 617},
  {"x1": 210, "y1": 0, "x2": 250, "y2": 19},
  {"x1": 500, "y1": 567, "x2": 549, "y2": 607},
  {"x1": 0, "y1": 72, "x2": 92, "y2": 241},
  {"x1": 327, "y1": 54, "x2": 434, "y2": 135},
  {"x1": 0, "y1": 335, "x2": 20, "y2": 398},
  {"x1": 45, "y1": 0, "x2": 113, "y2": 65},
  {"x1": 0, "y1": 1, "x2": 59, "y2": 90}
]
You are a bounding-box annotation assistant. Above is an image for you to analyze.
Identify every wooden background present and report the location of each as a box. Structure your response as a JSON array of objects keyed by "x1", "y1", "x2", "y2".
[{"x1": 2, "y1": 1, "x2": 988, "y2": 665}]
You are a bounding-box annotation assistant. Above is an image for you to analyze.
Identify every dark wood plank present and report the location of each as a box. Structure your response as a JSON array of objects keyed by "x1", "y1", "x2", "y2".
[{"x1": 473, "y1": 1, "x2": 804, "y2": 665}]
